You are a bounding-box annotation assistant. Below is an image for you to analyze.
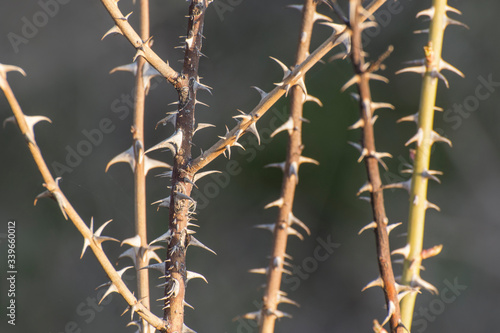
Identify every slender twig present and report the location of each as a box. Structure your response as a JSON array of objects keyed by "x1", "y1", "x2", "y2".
[
  {"x1": 398, "y1": 0, "x2": 464, "y2": 328},
  {"x1": 0, "y1": 70, "x2": 167, "y2": 332},
  {"x1": 257, "y1": 1, "x2": 321, "y2": 332},
  {"x1": 347, "y1": 1, "x2": 404, "y2": 331},
  {"x1": 133, "y1": 0, "x2": 152, "y2": 331}
]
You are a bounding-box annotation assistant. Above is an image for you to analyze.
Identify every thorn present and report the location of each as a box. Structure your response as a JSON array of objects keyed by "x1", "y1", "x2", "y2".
[
  {"x1": 186, "y1": 271, "x2": 208, "y2": 284},
  {"x1": 96, "y1": 266, "x2": 133, "y2": 304},
  {"x1": 305, "y1": 94, "x2": 323, "y2": 107},
  {"x1": 151, "y1": 196, "x2": 171, "y2": 209},
  {"x1": 101, "y1": 25, "x2": 123, "y2": 40},
  {"x1": 149, "y1": 230, "x2": 173, "y2": 245},
  {"x1": 430, "y1": 130, "x2": 452, "y2": 147},
  {"x1": 140, "y1": 262, "x2": 167, "y2": 273},
  {"x1": 361, "y1": 276, "x2": 384, "y2": 291},
  {"x1": 382, "y1": 179, "x2": 412, "y2": 193},
  {"x1": 386, "y1": 222, "x2": 402, "y2": 236},
  {"x1": 233, "y1": 109, "x2": 260, "y2": 145},
  {"x1": 288, "y1": 213, "x2": 310, "y2": 235},
  {"x1": 270, "y1": 117, "x2": 294, "y2": 138},
  {"x1": 264, "y1": 161, "x2": 286, "y2": 171},
  {"x1": 0, "y1": 63, "x2": 27, "y2": 80},
  {"x1": 412, "y1": 275, "x2": 438, "y2": 295},
  {"x1": 289, "y1": 161, "x2": 299, "y2": 183},
  {"x1": 251, "y1": 86, "x2": 268, "y2": 101},
  {"x1": 397, "y1": 113, "x2": 419, "y2": 124},
  {"x1": 193, "y1": 170, "x2": 222, "y2": 183},
  {"x1": 391, "y1": 244, "x2": 410, "y2": 258},
  {"x1": 144, "y1": 156, "x2": 171, "y2": 176},
  {"x1": 81, "y1": 218, "x2": 118, "y2": 259},
  {"x1": 4, "y1": 115, "x2": 52, "y2": 145},
  {"x1": 182, "y1": 324, "x2": 197, "y2": 333},
  {"x1": 422, "y1": 169, "x2": 443, "y2": 184},
  {"x1": 357, "y1": 182, "x2": 373, "y2": 196},
  {"x1": 277, "y1": 294, "x2": 300, "y2": 307},
  {"x1": 380, "y1": 301, "x2": 396, "y2": 327},
  {"x1": 105, "y1": 146, "x2": 135, "y2": 173},
  {"x1": 194, "y1": 123, "x2": 215, "y2": 135},
  {"x1": 421, "y1": 244, "x2": 443, "y2": 260},
  {"x1": 264, "y1": 198, "x2": 284, "y2": 209},
  {"x1": 248, "y1": 268, "x2": 267, "y2": 275},
  {"x1": 425, "y1": 200, "x2": 440, "y2": 212},
  {"x1": 298, "y1": 156, "x2": 319, "y2": 166},
  {"x1": 155, "y1": 112, "x2": 178, "y2": 129},
  {"x1": 188, "y1": 235, "x2": 216, "y2": 255},
  {"x1": 358, "y1": 221, "x2": 377, "y2": 235},
  {"x1": 145, "y1": 130, "x2": 183, "y2": 157},
  {"x1": 405, "y1": 128, "x2": 424, "y2": 147}
]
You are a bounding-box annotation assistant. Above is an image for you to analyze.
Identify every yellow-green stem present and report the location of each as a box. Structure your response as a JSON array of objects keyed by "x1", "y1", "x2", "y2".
[{"x1": 400, "y1": 0, "x2": 447, "y2": 327}]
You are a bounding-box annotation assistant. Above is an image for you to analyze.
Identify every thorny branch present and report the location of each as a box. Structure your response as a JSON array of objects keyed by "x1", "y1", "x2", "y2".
[
  {"x1": 0, "y1": 68, "x2": 168, "y2": 332},
  {"x1": 346, "y1": 0, "x2": 405, "y2": 332},
  {"x1": 256, "y1": 1, "x2": 323, "y2": 332}
]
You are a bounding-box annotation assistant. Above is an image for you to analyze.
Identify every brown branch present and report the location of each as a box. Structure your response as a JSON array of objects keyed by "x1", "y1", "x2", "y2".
[
  {"x1": 100, "y1": 0, "x2": 182, "y2": 89},
  {"x1": 133, "y1": 0, "x2": 152, "y2": 331},
  {"x1": 161, "y1": 1, "x2": 209, "y2": 332},
  {"x1": 0, "y1": 71, "x2": 167, "y2": 332},
  {"x1": 258, "y1": 1, "x2": 319, "y2": 332},
  {"x1": 347, "y1": 1, "x2": 403, "y2": 332}
]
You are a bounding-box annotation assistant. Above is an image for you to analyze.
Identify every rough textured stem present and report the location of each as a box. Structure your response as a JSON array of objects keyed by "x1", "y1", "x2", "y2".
[
  {"x1": 400, "y1": 0, "x2": 448, "y2": 327},
  {"x1": 258, "y1": 1, "x2": 317, "y2": 332},
  {"x1": 134, "y1": 0, "x2": 151, "y2": 331},
  {"x1": 0, "y1": 75, "x2": 167, "y2": 332},
  {"x1": 349, "y1": 1, "x2": 403, "y2": 331},
  {"x1": 162, "y1": 1, "x2": 208, "y2": 332}
]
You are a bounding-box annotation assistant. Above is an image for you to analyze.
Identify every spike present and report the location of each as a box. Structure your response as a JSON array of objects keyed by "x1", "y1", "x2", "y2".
[
  {"x1": 106, "y1": 146, "x2": 134, "y2": 172},
  {"x1": 3, "y1": 114, "x2": 52, "y2": 145},
  {"x1": 380, "y1": 301, "x2": 396, "y2": 327},
  {"x1": 186, "y1": 271, "x2": 208, "y2": 284},
  {"x1": 341, "y1": 75, "x2": 360, "y2": 92},
  {"x1": 287, "y1": 227, "x2": 304, "y2": 241},
  {"x1": 371, "y1": 101, "x2": 394, "y2": 111},
  {"x1": 422, "y1": 169, "x2": 443, "y2": 183},
  {"x1": 382, "y1": 179, "x2": 412, "y2": 193},
  {"x1": 193, "y1": 170, "x2": 222, "y2": 183},
  {"x1": 430, "y1": 130, "x2": 452, "y2": 147},
  {"x1": 362, "y1": 276, "x2": 384, "y2": 291},
  {"x1": 191, "y1": 78, "x2": 212, "y2": 94},
  {"x1": 251, "y1": 86, "x2": 268, "y2": 100},
  {"x1": 194, "y1": 123, "x2": 215, "y2": 135},
  {"x1": 150, "y1": 230, "x2": 173, "y2": 245},
  {"x1": 357, "y1": 182, "x2": 373, "y2": 196},
  {"x1": 96, "y1": 266, "x2": 133, "y2": 304},
  {"x1": 81, "y1": 218, "x2": 118, "y2": 259},
  {"x1": 253, "y1": 223, "x2": 274, "y2": 233},
  {"x1": 264, "y1": 161, "x2": 286, "y2": 171},
  {"x1": 238, "y1": 311, "x2": 261, "y2": 321},
  {"x1": 144, "y1": 156, "x2": 171, "y2": 176},
  {"x1": 248, "y1": 268, "x2": 267, "y2": 275},
  {"x1": 358, "y1": 221, "x2": 377, "y2": 235},
  {"x1": 270, "y1": 117, "x2": 294, "y2": 138},
  {"x1": 264, "y1": 198, "x2": 284, "y2": 209},
  {"x1": 188, "y1": 235, "x2": 216, "y2": 255},
  {"x1": 155, "y1": 112, "x2": 178, "y2": 129},
  {"x1": 289, "y1": 161, "x2": 299, "y2": 182},
  {"x1": 268, "y1": 309, "x2": 292, "y2": 319},
  {"x1": 288, "y1": 213, "x2": 310, "y2": 235},
  {"x1": 233, "y1": 110, "x2": 260, "y2": 144},
  {"x1": 298, "y1": 156, "x2": 319, "y2": 166},
  {"x1": 151, "y1": 196, "x2": 171, "y2": 209},
  {"x1": 270, "y1": 56, "x2": 291, "y2": 83},
  {"x1": 118, "y1": 247, "x2": 138, "y2": 267},
  {"x1": 102, "y1": 25, "x2": 123, "y2": 40},
  {"x1": 277, "y1": 294, "x2": 300, "y2": 307},
  {"x1": 397, "y1": 113, "x2": 419, "y2": 124},
  {"x1": 0, "y1": 63, "x2": 26, "y2": 80},
  {"x1": 132, "y1": 48, "x2": 146, "y2": 62},
  {"x1": 405, "y1": 128, "x2": 424, "y2": 147},
  {"x1": 439, "y1": 59, "x2": 464, "y2": 78},
  {"x1": 391, "y1": 244, "x2": 410, "y2": 258},
  {"x1": 121, "y1": 234, "x2": 141, "y2": 248},
  {"x1": 386, "y1": 222, "x2": 402, "y2": 236},
  {"x1": 145, "y1": 130, "x2": 183, "y2": 156},
  {"x1": 425, "y1": 200, "x2": 440, "y2": 211},
  {"x1": 140, "y1": 262, "x2": 167, "y2": 273},
  {"x1": 412, "y1": 275, "x2": 438, "y2": 294}
]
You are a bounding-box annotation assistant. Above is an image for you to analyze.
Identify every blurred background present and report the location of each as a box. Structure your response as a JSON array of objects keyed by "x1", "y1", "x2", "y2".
[{"x1": 0, "y1": 0, "x2": 498, "y2": 332}]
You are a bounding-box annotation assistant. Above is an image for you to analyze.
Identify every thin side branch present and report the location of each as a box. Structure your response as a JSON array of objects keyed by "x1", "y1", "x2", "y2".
[
  {"x1": 347, "y1": 1, "x2": 404, "y2": 331},
  {"x1": 258, "y1": 1, "x2": 321, "y2": 332},
  {"x1": 0, "y1": 70, "x2": 167, "y2": 332}
]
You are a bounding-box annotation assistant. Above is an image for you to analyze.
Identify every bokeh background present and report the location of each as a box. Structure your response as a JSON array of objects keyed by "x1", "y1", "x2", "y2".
[{"x1": 0, "y1": 0, "x2": 498, "y2": 332}]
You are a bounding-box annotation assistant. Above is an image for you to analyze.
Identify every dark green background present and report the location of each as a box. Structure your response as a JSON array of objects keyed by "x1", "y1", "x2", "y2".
[{"x1": 0, "y1": 0, "x2": 496, "y2": 332}]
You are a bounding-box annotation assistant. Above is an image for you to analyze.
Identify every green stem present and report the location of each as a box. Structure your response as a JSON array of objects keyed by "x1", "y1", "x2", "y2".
[{"x1": 400, "y1": 0, "x2": 448, "y2": 327}]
